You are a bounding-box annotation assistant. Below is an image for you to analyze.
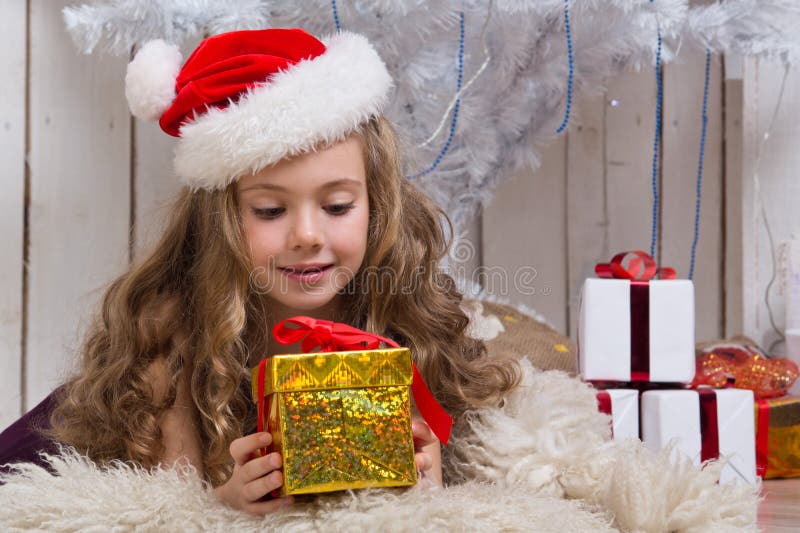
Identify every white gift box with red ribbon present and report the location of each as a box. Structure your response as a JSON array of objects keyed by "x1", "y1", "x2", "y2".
[
  {"x1": 640, "y1": 388, "x2": 757, "y2": 485},
  {"x1": 596, "y1": 389, "x2": 639, "y2": 441},
  {"x1": 578, "y1": 251, "x2": 696, "y2": 384}
]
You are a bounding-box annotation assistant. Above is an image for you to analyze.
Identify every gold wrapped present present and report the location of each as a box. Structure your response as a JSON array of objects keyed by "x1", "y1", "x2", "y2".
[
  {"x1": 755, "y1": 395, "x2": 800, "y2": 479},
  {"x1": 251, "y1": 347, "x2": 418, "y2": 495}
]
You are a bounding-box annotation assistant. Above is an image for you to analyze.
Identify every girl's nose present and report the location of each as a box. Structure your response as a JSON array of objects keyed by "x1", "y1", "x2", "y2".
[{"x1": 288, "y1": 210, "x2": 323, "y2": 250}]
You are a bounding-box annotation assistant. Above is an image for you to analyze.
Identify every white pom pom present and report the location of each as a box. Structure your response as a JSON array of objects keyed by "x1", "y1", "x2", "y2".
[{"x1": 125, "y1": 40, "x2": 182, "y2": 122}]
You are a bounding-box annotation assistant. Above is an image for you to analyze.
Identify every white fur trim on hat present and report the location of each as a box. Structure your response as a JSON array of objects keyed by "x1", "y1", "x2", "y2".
[
  {"x1": 173, "y1": 31, "x2": 393, "y2": 190},
  {"x1": 125, "y1": 40, "x2": 182, "y2": 122}
]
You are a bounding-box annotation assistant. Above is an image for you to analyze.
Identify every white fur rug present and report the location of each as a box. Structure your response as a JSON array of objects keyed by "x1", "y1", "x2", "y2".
[{"x1": 0, "y1": 361, "x2": 759, "y2": 532}]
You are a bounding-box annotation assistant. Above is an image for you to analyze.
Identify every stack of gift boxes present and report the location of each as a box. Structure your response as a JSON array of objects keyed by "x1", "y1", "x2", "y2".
[{"x1": 577, "y1": 252, "x2": 757, "y2": 485}]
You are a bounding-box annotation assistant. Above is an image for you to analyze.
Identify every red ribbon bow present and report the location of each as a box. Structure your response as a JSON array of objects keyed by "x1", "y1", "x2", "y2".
[
  {"x1": 272, "y1": 316, "x2": 397, "y2": 353},
  {"x1": 258, "y1": 316, "x2": 453, "y2": 445},
  {"x1": 595, "y1": 250, "x2": 676, "y2": 281},
  {"x1": 592, "y1": 251, "x2": 677, "y2": 382}
]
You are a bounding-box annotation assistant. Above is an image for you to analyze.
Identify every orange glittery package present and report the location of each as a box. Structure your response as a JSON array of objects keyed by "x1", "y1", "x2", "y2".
[
  {"x1": 250, "y1": 348, "x2": 417, "y2": 495},
  {"x1": 692, "y1": 340, "x2": 799, "y2": 399},
  {"x1": 755, "y1": 395, "x2": 800, "y2": 479}
]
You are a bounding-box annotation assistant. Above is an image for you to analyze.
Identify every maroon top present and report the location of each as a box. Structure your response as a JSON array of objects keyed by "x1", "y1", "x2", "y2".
[{"x1": 0, "y1": 392, "x2": 60, "y2": 477}]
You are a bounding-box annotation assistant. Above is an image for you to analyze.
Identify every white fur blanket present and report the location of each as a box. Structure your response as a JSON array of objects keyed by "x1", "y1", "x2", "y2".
[{"x1": 0, "y1": 361, "x2": 759, "y2": 532}]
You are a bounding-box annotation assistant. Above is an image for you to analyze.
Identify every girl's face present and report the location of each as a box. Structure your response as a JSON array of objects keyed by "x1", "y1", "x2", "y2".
[{"x1": 237, "y1": 135, "x2": 369, "y2": 315}]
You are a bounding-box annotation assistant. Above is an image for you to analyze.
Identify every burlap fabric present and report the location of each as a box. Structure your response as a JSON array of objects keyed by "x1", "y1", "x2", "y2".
[{"x1": 475, "y1": 300, "x2": 577, "y2": 375}]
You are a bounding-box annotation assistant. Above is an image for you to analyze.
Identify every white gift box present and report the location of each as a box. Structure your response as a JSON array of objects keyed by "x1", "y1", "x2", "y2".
[
  {"x1": 596, "y1": 389, "x2": 639, "y2": 441},
  {"x1": 641, "y1": 389, "x2": 756, "y2": 485},
  {"x1": 578, "y1": 278, "x2": 695, "y2": 383}
]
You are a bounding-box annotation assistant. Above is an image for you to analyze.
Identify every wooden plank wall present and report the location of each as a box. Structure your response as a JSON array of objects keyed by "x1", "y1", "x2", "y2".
[
  {"x1": 2, "y1": 3, "x2": 799, "y2": 425},
  {"x1": 739, "y1": 59, "x2": 800, "y2": 353},
  {"x1": 483, "y1": 137, "x2": 567, "y2": 331},
  {"x1": 486, "y1": 46, "x2": 725, "y2": 341},
  {"x1": 20, "y1": 0, "x2": 130, "y2": 420},
  {"x1": 724, "y1": 58, "x2": 745, "y2": 339},
  {"x1": 0, "y1": 0, "x2": 27, "y2": 430},
  {"x1": 661, "y1": 51, "x2": 724, "y2": 342}
]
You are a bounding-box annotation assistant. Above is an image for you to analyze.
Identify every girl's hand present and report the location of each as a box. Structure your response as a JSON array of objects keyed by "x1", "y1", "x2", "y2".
[
  {"x1": 412, "y1": 419, "x2": 443, "y2": 486},
  {"x1": 213, "y1": 432, "x2": 294, "y2": 515}
]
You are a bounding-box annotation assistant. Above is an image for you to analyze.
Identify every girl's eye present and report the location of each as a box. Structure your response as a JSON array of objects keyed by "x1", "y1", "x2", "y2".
[
  {"x1": 253, "y1": 207, "x2": 285, "y2": 219},
  {"x1": 325, "y1": 202, "x2": 355, "y2": 216}
]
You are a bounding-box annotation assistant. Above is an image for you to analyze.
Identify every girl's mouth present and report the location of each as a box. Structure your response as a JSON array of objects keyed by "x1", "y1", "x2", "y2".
[{"x1": 279, "y1": 264, "x2": 334, "y2": 283}]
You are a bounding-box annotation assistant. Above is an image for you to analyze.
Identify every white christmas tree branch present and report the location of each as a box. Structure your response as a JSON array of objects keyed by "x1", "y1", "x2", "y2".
[{"x1": 61, "y1": 0, "x2": 800, "y2": 245}]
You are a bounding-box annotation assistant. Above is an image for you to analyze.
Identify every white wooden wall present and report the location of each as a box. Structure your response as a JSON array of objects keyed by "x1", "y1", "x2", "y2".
[
  {"x1": 1, "y1": 0, "x2": 27, "y2": 432},
  {"x1": 485, "y1": 49, "x2": 725, "y2": 340},
  {"x1": 737, "y1": 59, "x2": 800, "y2": 349},
  {"x1": 2, "y1": 2, "x2": 799, "y2": 428}
]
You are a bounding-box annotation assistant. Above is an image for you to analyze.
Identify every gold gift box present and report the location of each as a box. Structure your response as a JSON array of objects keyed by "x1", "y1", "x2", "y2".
[
  {"x1": 251, "y1": 348, "x2": 418, "y2": 495},
  {"x1": 755, "y1": 395, "x2": 800, "y2": 479}
]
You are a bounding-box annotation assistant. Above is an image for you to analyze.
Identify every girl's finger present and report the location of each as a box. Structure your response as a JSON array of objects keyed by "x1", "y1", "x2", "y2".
[
  {"x1": 243, "y1": 469, "x2": 284, "y2": 502},
  {"x1": 411, "y1": 420, "x2": 436, "y2": 448},
  {"x1": 244, "y1": 496, "x2": 294, "y2": 516},
  {"x1": 414, "y1": 451, "x2": 432, "y2": 471},
  {"x1": 229, "y1": 432, "x2": 272, "y2": 465},
  {"x1": 241, "y1": 452, "x2": 282, "y2": 482}
]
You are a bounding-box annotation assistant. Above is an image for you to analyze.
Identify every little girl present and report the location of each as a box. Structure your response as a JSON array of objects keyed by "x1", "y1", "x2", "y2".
[{"x1": 0, "y1": 28, "x2": 519, "y2": 515}]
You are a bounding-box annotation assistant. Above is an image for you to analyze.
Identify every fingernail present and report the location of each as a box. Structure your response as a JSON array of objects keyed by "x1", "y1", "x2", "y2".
[{"x1": 260, "y1": 433, "x2": 271, "y2": 444}]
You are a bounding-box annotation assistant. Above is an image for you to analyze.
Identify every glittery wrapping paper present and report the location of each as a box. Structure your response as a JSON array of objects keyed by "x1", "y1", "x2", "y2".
[
  {"x1": 757, "y1": 395, "x2": 800, "y2": 479},
  {"x1": 251, "y1": 348, "x2": 417, "y2": 495}
]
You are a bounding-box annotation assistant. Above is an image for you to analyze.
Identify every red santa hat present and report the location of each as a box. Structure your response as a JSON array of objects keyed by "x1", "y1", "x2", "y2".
[{"x1": 124, "y1": 28, "x2": 393, "y2": 191}]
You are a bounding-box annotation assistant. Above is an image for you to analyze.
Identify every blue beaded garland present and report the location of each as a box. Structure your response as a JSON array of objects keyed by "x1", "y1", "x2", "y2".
[
  {"x1": 556, "y1": 0, "x2": 574, "y2": 134},
  {"x1": 649, "y1": 28, "x2": 663, "y2": 259},
  {"x1": 689, "y1": 49, "x2": 711, "y2": 280},
  {"x1": 331, "y1": 0, "x2": 341, "y2": 31},
  {"x1": 408, "y1": 11, "x2": 465, "y2": 180}
]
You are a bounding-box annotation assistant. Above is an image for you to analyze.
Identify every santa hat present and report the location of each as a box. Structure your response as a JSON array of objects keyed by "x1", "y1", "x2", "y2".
[{"x1": 125, "y1": 28, "x2": 393, "y2": 191}]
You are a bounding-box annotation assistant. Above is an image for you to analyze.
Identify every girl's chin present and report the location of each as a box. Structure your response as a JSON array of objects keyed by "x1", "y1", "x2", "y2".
[{"x1": 265, "y1": 293, "x2": 342, "y2": 315}]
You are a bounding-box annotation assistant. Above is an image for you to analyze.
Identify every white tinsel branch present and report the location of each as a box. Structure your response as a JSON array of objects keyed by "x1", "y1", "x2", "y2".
[
  {"x1": 61, "y1": 0, "x2": 800, "y2": 247},
  {"x1": 63, "y1": 0, "x2": 270, "y2": 54}
]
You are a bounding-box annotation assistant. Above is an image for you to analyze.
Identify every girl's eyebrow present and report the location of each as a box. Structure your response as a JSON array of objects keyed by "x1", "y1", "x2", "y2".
[{"x1": 240, "y1": 178, "x2": 363, "y2": 193}]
